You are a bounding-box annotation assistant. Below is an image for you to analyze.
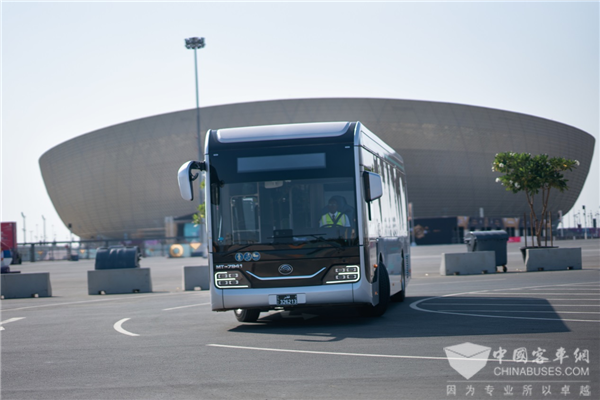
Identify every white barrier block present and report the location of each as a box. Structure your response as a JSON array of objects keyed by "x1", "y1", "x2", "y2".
[
  {"x1": 0, "y1": 273, "x2": 52, "y2": 299},
  {"x1": 440, "y1": 251, "x2": 496, "y2": 276},
  {"x1": 87, "y1": 268, "x2": 152, "y2": 295},
  {"x1": 525, "y1": 248, "x2": 582, "y2": 272},
  {"x1": 183, "y1": 266, "x2": 210, "y2": 291}
]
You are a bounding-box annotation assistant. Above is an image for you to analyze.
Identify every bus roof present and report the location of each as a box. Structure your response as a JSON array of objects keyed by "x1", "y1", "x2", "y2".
[{"x1": 215, "y1": 122, "x2": 351, "y2": 143}]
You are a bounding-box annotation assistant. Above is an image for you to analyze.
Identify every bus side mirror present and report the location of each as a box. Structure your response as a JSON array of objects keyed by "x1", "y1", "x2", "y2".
[
  {"x1": 363, "y1": 171, "x2": 383, "y2": 202},
  {"x1": 178, "y1": 161, "x2": 205, "y2": 201}
]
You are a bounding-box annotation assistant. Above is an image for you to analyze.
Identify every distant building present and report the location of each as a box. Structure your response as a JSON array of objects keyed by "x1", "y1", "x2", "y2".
[{"x1": 40, "y1": 98, "x2": 595, "y2": 242}]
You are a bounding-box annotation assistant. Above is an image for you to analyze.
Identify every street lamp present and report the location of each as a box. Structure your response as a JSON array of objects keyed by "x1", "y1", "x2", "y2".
[
  {"x1": 42, "y1": 215, "x2": 46, "y2": 243},
  {"x1": 21, "y1": 212, "x2": 26, "y2": 243},
  {"x1": 184, "y1": 36, "x2": 207, "y2": 255},
  {"x1": 583, "y1": 205, "x2": 587, "y2": 239},
  {"x1": 184, "y1": 37, "x2": 205, "y2": 160}
]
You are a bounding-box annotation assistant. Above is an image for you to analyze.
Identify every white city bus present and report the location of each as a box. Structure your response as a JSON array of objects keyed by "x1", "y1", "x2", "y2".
[{"x1": 178, "y1": 121, "x2": 410, "y2": 322}]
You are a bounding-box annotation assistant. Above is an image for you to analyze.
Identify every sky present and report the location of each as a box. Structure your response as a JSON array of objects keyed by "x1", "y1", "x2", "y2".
[{"x1": 1, "y1": 1, "x2": 599, "y2": 243}]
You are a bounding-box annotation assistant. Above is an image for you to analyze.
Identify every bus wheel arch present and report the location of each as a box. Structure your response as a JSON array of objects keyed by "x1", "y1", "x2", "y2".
[
  {"x1": 391, "y1": 252, "x2": 406, "y2": 303},
  {"x1": 363, "y1": 260, "x2": 390, "y2": 317}
]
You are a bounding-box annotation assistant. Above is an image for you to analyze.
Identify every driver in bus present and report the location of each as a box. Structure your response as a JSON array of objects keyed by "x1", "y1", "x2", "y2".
[{"x1": 319, "y1": 197, "x2": 351, "y2": 228}]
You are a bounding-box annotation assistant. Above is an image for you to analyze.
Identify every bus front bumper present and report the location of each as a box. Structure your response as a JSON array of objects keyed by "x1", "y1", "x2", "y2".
[{"x1": 211, "y1": 281, "x2": 371, "y2": 311}]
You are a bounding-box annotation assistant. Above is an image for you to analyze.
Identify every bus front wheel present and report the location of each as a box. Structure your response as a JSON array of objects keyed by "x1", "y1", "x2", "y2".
[{"x1": 234, "y1": 308, "x2": 260, "y2": 323}]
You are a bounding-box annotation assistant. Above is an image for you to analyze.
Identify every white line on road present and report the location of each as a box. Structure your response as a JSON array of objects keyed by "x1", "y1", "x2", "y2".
[
  {"x1": 163, "y1": 302, "x2": 210, "y2": 311},
  {"x1": 424, "y1": 303, "x2": 600, "y2": 307},
  {"x1": 410, "y1": 278, "x2": 506, "y2": 286},
  {"x1": 2, "y1": 291, "x2": 189, "y2": 312},
  {"x1": 460, "y1": 292, "x2": 599, "y2": 296},
  {"x1": 207, "y1": 344, "x2": 451, "y2": 360},
  {"x1": 410, "y1": 282, "x2": 600, "y2": 323},
  {"x1": 113, "y1": 318, "x2": 139, "y2": 337},
  {"x1": 439, "y1": 310, "x2": 600, "y2": 314},
  {"x1": 436, "y1": 296, "x2": 598, "y2": 303},
  {"x1": 0, "y1": 317, "x2": 25, "y2": 331},
  {"x1": 487, "y1": 282, "x2": 600, "y2": 291},
  {"x1": 529, "y1": 288, "x2": 600, "y2": 291},
  {"x1": 563, "y1": 284, "x2": 600, "y2": 287},
  {"x1": 412, "y1": 305, "x2": 599, "y2": 322},
  {"x1": 207, "y1": 344, "x2": 572, "y2": 364}
]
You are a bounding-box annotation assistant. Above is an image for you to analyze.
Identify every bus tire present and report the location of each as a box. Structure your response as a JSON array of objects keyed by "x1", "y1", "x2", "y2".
[
  {"x1": 234, "y1": 308, "x2": 260, "y2": 323},
  {"x1": 363, "y1": 264, "x2": 390, "y2": 317}
]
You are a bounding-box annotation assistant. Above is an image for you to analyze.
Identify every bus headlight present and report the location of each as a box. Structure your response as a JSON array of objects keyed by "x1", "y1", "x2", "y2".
[
  {"x1": 215, "y1": 271, "x2": 251, "y2": 289},
  {"x1": 324, "y1": 265, "x2": 360, "y2": 284}
]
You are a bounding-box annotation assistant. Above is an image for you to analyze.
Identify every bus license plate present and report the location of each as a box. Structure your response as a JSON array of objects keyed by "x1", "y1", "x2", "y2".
[{"x1": 277, "y1": 294, "x2": 297, "y2": 305}]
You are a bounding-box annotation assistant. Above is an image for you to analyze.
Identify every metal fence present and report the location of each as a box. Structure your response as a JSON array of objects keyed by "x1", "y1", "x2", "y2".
[
  {"x1": 12, "y1": 230, "x2": 597, "y2": 263},
  {"x1": 555, "y1": 228, "x2": 600, "y2": 240},
  {"x1": 15, "y1": 237, "x2": 207, "y2": 263}
]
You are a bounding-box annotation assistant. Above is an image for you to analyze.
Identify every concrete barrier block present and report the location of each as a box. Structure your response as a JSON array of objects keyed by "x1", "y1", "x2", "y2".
[
  {"x1": 183, "y1": 266, "x2": 210, "y2": 291},
  {"x1": 87, "y1": 268, "x2": 152, "y2": 295},
  {"x1": 440, "y1": 251, "x2": 496, "y2": 276},
  {"x1": 1, "y1": 273, "x2": 52, "y2": 299},
  {"x1": 525, "y1": 248, "x2": 582, "y2": 272}
]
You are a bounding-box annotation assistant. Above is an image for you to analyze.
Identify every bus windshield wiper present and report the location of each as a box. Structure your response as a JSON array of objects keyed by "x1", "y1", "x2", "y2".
[
  {"x1": 302, "y1": 233, "x2": 341, "y2": 247},
  {"x1": 224, "y1": 244, "x2": 256, "y2": 255},
  {"x1": 266, "y1": 233, "x2": 341, "y2": 247}
]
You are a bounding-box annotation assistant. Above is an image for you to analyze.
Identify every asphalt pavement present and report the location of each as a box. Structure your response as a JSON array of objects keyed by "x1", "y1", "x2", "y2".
[{"x1": 1, "y1": 239, "x2": 598, "y2": 399}]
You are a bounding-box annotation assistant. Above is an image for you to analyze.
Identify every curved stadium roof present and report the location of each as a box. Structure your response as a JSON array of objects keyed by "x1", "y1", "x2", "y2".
[{"x1": 40, "y1": 98, "x2": 595, "y2": 239}]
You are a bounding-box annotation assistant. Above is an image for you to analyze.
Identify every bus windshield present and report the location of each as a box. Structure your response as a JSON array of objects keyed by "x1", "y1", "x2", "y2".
[{"x1": 211, "y1": 177, "x2": 358, "y2": 252}]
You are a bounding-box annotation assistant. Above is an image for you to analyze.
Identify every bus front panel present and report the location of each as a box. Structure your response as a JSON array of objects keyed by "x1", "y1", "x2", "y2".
[{"x1": 207, "y1": 143, "x2": 371, "y2": 310}]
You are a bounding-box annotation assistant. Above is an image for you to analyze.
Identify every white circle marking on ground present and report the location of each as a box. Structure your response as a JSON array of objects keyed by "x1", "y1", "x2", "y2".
[
  {"x1": 410, "y1": 282, "x2": 600, "y2": 323},
  {"x1": 113, "y1": 318, "x2": 140, "y2": 336}
]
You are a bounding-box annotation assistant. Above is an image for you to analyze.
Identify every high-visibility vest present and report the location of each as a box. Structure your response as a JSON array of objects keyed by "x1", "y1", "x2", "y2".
[{"x1": 320, "y1": 212, "x2": 350, "y2": 227}]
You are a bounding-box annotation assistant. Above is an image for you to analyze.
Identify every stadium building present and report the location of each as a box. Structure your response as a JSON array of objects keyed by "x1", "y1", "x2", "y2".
[{"x1": 40, "y1": 98, "x2": 595, "y2": 245}]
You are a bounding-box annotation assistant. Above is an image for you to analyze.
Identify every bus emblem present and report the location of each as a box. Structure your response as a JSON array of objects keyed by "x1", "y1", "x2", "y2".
[{"x1": 278, "y1": 264, "x2": 293, "y2": 275}]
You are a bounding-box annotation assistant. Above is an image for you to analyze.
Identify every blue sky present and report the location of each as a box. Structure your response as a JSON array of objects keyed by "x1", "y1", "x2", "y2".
[{"x1": 2, "y1": 1, "x2": 598, "y2": 242}]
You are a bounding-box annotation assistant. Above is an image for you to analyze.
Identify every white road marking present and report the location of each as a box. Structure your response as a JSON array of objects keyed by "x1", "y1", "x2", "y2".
[
  {"x1": 412, "y1": 305, "x2": 599, "y2": 323},
  {"x1": 113, "y1": 318, "x2": 140, "y2": 337},
  {"x1": 207, "y1": 344, "x2": 451, "y2": 361},
  {"x1": 410, "y1": 283, "x2": 600, "y2": 323},
  {"x1": 163, "y1": 302, "x2": 210, "y2": 311},
  {"x1": 464, "y1": 292, "x2": 598, "y2": 296},
  {"x1": 0, "y1": 317, "x2": 25, "y2": 331},
  {"x1": 207, "y1": 344, "x2": 581, "y2": 365},
  {"x1": 529, "y1": 288, "x2": 600, "y2": 291},
  {"x1": 492, "y1": 282, "x2": 599, "y2": 291},
  {"x1": 2, "y1": 292, "x2": 187, "y2": 312},
  {"x1": 410, "y1": 278, "x2": 506, "y2": 286},
  {"x1": 439, "y1": 310, "x2": 600, "y2": 314},
  {"x1": 430, "y1": 297, "x2": 600, "y2": 301},
  {"x1": 425, "y1": 303, "x2": 600, "y2": 307}
]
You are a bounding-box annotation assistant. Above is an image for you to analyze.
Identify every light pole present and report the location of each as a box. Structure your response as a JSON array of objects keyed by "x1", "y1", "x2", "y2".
[
  {"x1": 184, "y1": 37, "x2": 205, "y2": 161},
  {"x1": 184, "y1": 36, "x2": 207, "y2": 255},
  {"x1": 21, "y1": 212, "x2": 26, "y2": 243},
  {"x1": 583, "y1": 205, "x2": 587, "y2": 239},
  {"x1": 558, "y1": 210, "x2": 564, "y2": 237},
  {"x1": 42, "y1": 215, "x2": 46, "y2": 243}
]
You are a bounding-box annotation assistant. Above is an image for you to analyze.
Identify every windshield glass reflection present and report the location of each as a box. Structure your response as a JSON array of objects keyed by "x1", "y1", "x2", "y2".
[{"x1": 211, "y1": 177, "x2": 357, "y2": 251}]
